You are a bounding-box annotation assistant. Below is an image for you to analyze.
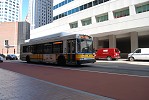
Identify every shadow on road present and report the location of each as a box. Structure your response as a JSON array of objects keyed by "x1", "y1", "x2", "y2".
[{"x1": 20, "y1": 61, "x2": 92, "y2": 68}]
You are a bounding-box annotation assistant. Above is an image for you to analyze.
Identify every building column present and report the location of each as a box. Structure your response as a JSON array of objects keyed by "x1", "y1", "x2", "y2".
[
  {"x1": 92, "y1": 16, "x2": 96, "y2": 24},
  {"x1": 78, "y1": 20, "x2": 82, "y2": 27},
  {"x1": 93, "y1": 37, "x2": 99, "y2": 51},
  {"x1": 109, "y1": 35, "x2": 116, "y2": 48},
  {"x1": 129, "y1": 5, "x2": 136, "y2": 16},
  {"x1": 108, "y1": 11, "x2": 114, "y2": 20},
  {"x1": 130, "y1": 32, "x2": 138, "y2": 52}
]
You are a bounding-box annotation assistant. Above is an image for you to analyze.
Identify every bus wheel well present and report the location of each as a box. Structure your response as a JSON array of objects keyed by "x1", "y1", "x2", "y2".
[
  {"x1": 26, "y1": 55, "x2": 30, "y2": 63},
  {"x1": 57, "y1": 55, "x2": 66, "y2": 65}
]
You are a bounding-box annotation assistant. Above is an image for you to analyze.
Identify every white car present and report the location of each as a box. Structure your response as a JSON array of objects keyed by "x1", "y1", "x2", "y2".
[
  {"x1": 0, "y1": 56, "x2": 3, "y2": 62},
  {"x1": 128, "y1": 48, "x2": 149, "y2": 61}
]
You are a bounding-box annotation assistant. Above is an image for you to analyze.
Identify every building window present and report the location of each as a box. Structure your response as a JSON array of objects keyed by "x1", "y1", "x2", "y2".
[
  {"x1": 53, "y1": 0, "x2": 110, "y2": 21},
  {"x1": 69, "y1": 21, "x2": 78, "y2": 29},
  {"x1": 81, "y1": 17, "x2": 92, "y2": 26},
  {"x1": 4, "y1": 40, "x2": 9, "y2": 45},
  {"x1": 113, "y1": 8, "x2": 129, "y2": 18},
  {"x1": 68, "y1": 10, "x2": 72, "y2": 15},
  {"x1": 136, "y1": 3, "x2": 149, "y2": 14},
  {"x1": 53, "y1": 0, "x2": 74, "y2": 10},
  {"x1": 96, "y1": 13, "x2": 108, "y2": 22},
  {"x1": 79, "y1": 5, "x2": 84, "y2": 11}
]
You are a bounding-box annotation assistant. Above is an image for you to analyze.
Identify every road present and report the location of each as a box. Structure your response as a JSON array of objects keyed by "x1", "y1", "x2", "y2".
[
  {"x1": 0, "y1": 60, "x2": 149, "y2": 100},
  {"x1": 6, "y1": 59, "x2": 149, "y2": 76},
  {"x1": 83, "y1": 60, "x2": 149, "y2": 76}
]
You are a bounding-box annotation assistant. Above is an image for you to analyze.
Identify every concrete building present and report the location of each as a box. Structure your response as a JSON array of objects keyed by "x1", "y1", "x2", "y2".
[
  {"x1": 0, "y1": 0, "x2": 22, "y2": 22},
  {"x1": 26, "y1": 0, "x2": 53, "y2": 30},
  {"x1": 30, "y1": 0, "x2": 149, "y2": 58},
  {"x1": 0, "y1": 22, "x2": 30, "y2": 56}
]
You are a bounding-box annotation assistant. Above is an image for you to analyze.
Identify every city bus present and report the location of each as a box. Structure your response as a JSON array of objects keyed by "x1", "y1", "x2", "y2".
[{"x1": 20, "y1": 32, "x2": 96, "y2": 65}]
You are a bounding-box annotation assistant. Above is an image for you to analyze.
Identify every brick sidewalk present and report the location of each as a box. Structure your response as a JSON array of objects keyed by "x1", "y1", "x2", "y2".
[{"x1": 0, "y1": 68, "x2": 114, "y2": 100}]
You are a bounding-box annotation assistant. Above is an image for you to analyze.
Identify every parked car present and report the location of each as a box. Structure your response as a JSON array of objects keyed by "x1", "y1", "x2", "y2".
[
  {"x1": 128, "y1": 48, "x2": 149, "y2": 61},
  {"x1": 6, "y1": 54, "x2": 18, "y2": 60},
  {"x1": 0, "y1": 54, "x2": 5, "y2": 58},
  {"x1": 95, "y1": 48, "x2": 120, "y2": 61},
  {"x1": 0, "y1": 56, "x2": 3, "y2": 62}
]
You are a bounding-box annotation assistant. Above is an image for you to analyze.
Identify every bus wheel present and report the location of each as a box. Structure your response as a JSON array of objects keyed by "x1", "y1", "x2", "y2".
[
  {"x1": 58, "y1": 56, "x2": 66, "y2": 66},
  {"x1": 26, "y1": 56, "x2": 30, "y2": 63}
]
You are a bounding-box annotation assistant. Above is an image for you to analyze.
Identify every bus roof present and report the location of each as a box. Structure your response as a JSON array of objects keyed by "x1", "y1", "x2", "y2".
[
  {"x1": 24, "y1": 32, "x2": 76, "y2": 45},
  {"x1": 23, "y1": 32, "x2": 92, "y2": 46}
]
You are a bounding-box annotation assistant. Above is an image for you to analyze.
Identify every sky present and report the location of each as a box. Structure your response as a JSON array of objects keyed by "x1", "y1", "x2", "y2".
[{"x1": 22, "y1": 0, "x2": 29, "y2": 21}]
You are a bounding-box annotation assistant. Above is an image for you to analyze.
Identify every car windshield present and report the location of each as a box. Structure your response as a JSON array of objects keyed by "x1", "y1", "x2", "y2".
[
  {"x1": 134, "y1": 49, "x2": 141, "y2": 53},
  {"x1": 77, "y1": 39, "x2": 93, "y2": 53},
  {"x1": 115, "y1": 49, "x2": 120, "y2": 53}
]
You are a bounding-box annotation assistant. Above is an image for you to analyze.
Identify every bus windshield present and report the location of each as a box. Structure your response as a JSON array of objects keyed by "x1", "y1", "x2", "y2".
[{"x1": 77, "y1": 39, "x2": 93, "y2": 53}]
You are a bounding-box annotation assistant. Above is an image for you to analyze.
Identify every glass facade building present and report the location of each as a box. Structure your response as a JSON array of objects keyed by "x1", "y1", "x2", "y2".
[
  {"x1": 0, "y1": 0, "x2": 22, "y2": 22},
  {"x1": 53, "y1": 0, "x2": 110, "y2": 20},
  {"x1": 26, "y1": 0, "x2": 53, "y2": 30}
]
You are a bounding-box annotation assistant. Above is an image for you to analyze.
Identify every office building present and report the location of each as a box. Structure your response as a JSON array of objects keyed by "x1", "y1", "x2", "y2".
[
  {"x1": 0, "y1": 0, "x2": 22, "y2": 22},
  {"x1": 26, "y1": 0, "x2": 53, "y2": 30},
  {"x1": 30, "y1": 0, "x2": 149, "y2": 58}
]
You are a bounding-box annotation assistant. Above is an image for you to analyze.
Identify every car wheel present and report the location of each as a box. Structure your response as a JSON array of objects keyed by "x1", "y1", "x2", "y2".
[
  {"x1": 129, "y1": 57, "x2": 134, "y2": 61},
  {"x1": 107, "y1": 56, "x2": 112, "y2": 61}
]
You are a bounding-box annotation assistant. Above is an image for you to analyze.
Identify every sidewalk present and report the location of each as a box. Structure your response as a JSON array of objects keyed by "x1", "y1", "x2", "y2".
[
  {"x1": 0, "y1": 68, "x2": 114, "y2": 100},
  {"x1": 96, "y1": 59, "x2": 149, "y2": 66}
]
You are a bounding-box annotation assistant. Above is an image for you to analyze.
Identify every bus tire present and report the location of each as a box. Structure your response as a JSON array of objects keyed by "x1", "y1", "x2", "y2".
[
  {"x1": 26, "y1": 56, "x2": 30, "y2": 63},
  {"x1": 58, "y1": 56, "x2": 66, "y2": 66}
]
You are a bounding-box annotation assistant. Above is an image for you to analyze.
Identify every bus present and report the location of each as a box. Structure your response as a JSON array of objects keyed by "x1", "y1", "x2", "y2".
[{"x1": 20, "y1": 32, "x2": 96, "y2": 65}]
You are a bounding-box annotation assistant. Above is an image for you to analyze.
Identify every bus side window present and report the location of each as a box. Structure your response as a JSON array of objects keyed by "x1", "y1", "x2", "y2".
[
  {"x1": 53, "y1": 41, "x2": 63, "y2": 53},
  {"x1": 44, "y1": 43, "x2": 53, "y2": 54},
  {"x1": 23, "y1": 46, "x2": 27, "y2": 53},
  {"x1": 31, "y1": 45, "x2": 36, "y2": 54}
]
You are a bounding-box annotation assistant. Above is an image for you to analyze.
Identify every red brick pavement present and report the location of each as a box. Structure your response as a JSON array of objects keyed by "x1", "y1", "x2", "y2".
[{"x1": 0, "y1": 62, "x2": 149, "y2": 100}]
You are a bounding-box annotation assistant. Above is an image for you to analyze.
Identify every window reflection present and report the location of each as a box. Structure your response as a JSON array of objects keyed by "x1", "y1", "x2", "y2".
[{"x1": 77, "y1": 39, "x2": 93, "y2": 53}]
